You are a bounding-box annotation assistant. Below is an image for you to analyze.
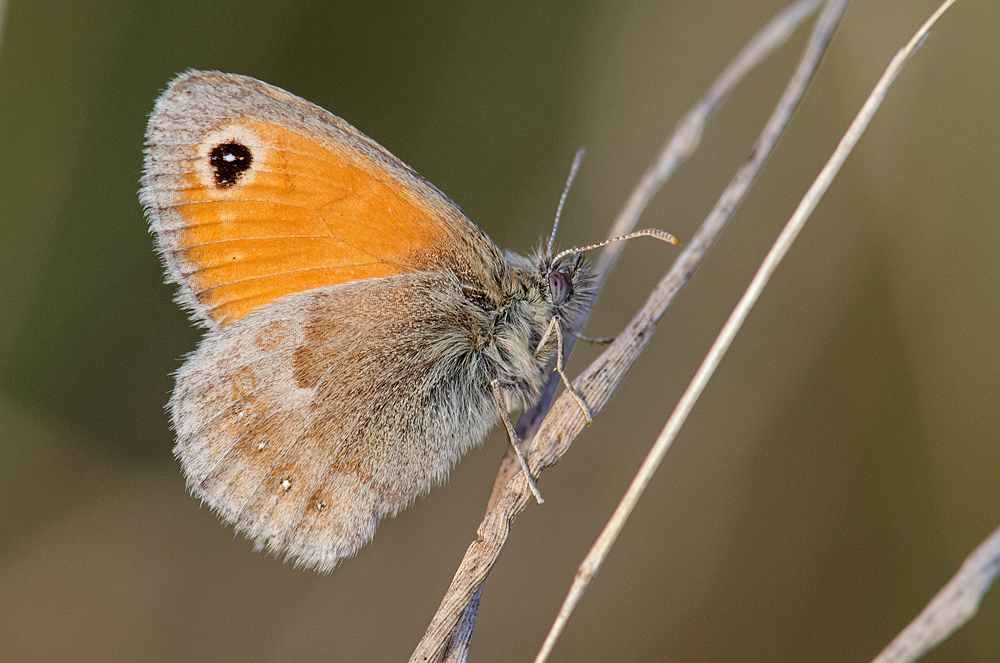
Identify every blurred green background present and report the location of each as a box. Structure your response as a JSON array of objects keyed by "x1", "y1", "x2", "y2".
[{"x1": 1, "y1": 0, "x2": 998, "y2": 661}]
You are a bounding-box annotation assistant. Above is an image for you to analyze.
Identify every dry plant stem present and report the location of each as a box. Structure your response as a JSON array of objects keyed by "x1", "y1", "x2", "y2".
[
  {"x1": 413, "y1": 1, "x2": 841, "y2": 661},
  {"x1": 593, "y1": 0, "x2": 825, "y2": 277},
  {"x1": 535, "y1": 1, "x2": 959, "y2": 661},
  {"x1": 441, "y1": 589, "x2": 480, "y2": 663},
  {"x1": 492, "y1": 0, "x2": 827, "y2": 513},
  {"x1": 871, "y1": 523, "x2": 1000, "y2": 663}
]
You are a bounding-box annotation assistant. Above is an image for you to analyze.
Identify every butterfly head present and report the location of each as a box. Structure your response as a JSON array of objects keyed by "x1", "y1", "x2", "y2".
[{"x1": 501, "y1": 247, "x2": 595, "y2": 343}]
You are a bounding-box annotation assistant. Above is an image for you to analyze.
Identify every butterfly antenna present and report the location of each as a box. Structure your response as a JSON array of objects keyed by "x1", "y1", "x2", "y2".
[
  {"x1": 547, "y1": 148, "x2": 586, "y2": 256},
  {"x1": 552, "y1": 228, "x2": 681, "y2": 263}
]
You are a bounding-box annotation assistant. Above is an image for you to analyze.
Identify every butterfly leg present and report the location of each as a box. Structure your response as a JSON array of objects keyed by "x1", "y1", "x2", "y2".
[
  {"x1": 537, "y1": 316, "x2": 594, "y2": 424},
  {"x1": 490, "y1": 380, "x2": 544, "y2": 504}
]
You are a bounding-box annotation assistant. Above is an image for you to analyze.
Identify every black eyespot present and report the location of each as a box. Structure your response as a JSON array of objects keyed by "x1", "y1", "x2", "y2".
[
  {"x1": 209, "y1": 140, "x2": 253, "y2": 188},
  {"x1": 548, "y1": 270, "x2": 572, "y2": 305}
]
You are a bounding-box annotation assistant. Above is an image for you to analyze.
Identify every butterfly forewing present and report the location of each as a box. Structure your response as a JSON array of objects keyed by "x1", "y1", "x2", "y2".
[{"x1": 141, "y1": 71, "x2": 502, "y2": 328}]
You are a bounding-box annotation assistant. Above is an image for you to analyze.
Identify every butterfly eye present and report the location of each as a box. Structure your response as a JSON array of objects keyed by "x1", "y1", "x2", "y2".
[{"x1": 548, "y1": 270, "x2": 572, "y2": 305}]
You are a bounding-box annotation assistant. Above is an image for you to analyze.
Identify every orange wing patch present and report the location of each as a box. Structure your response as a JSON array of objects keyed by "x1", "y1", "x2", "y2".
[{"x1": 159, "y1": 119, "x2": 452, "y2": 327}]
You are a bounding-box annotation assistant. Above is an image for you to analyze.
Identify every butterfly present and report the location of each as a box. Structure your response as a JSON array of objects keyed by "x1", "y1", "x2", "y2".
[{"x1": 140, "y1": 70, "x2": 609, "y2": 572}]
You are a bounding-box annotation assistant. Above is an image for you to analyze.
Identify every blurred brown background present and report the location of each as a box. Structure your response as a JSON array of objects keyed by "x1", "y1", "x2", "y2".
[{"x1": 1, "y1": 0, "x2": 998, "y2": 661}]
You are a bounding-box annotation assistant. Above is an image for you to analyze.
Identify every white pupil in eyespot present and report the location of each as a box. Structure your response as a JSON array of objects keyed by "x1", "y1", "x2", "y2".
[{"x1": 548, "y1": 271, "x2": 570, "y2": 304}]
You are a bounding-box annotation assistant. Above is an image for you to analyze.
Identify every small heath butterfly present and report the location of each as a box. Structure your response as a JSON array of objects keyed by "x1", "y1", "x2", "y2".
[{"x1": 140, "y1": 71, "x2": 604, "y2": 572}]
